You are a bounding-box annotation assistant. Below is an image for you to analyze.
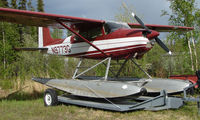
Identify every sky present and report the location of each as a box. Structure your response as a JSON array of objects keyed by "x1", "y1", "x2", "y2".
[
  {"x1": 41, "y1": 0, "x2": 171, "y2": 38},
  {"x1": 40, "y1": 0, "x2": 199, "y2": 38},
  {"x1": 42, "y1": 0, "x2": 171, "y2": 25}
]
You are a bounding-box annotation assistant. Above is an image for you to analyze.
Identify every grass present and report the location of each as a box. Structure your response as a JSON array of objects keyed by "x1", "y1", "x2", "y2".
[{"x1": 0, "y1": 97, "x2": 200, "y2": 120}]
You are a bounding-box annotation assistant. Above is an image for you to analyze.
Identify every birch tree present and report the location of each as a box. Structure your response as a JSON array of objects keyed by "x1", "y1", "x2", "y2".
[{"x1": 162, "y1": 0, "x2": 200, "y2": 74}]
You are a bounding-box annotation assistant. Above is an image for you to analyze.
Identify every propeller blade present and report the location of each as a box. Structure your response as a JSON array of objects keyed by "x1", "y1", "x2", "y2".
[
  {"x1": 155, "y1": 37, "x2": 172, "y2": 55},
  {"x1": 122, "y1": 2, "x2": 151, "y2": 33},
  {"x1": 131, "y1": 12, "x2": 151, "y2": 33}
]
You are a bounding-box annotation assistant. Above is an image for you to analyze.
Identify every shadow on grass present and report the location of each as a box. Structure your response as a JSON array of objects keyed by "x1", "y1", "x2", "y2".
[{"x1": 0, "y1": 90, "x2": 44, "y2": 101}]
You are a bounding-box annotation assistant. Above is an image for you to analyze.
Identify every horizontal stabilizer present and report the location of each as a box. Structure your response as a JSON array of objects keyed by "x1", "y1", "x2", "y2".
[{"x1": 14, "y1": 47, "x2": 48, "y2": 51}]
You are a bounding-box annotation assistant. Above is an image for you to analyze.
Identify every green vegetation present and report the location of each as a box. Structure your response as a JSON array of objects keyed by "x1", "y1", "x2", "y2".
[
  {"x1": 0, "y1": 98, "x2": 200, "y2": 120},
  {"x1": 0, "y1": 0, "x2": 72, "y2": 89},
  {"x1": 37, "y1": 0, "x2": 44, "y2": 12},
  {"x1": 162, "y1": 0, "x2": 200, "y2": 75}
]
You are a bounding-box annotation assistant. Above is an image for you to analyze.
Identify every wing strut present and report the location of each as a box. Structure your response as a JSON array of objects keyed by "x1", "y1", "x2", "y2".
[{"x1": 57, "y1": 21, "x2": 108, "y2": 57}]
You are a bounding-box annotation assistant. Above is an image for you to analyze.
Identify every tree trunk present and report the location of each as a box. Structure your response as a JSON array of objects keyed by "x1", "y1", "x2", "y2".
[
  {"x1": 191, "y1": 32, "x2": 198, "y2": 71},
  {"x1": 188, "y1": 39, "x2": 194, "y2": 71},
  {"x1": 3, "y1": 31, "x2": 5, "y2": 69}
]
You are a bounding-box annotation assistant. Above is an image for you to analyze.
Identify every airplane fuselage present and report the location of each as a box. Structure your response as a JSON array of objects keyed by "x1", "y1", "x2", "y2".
[
  {"x1": 43, "y1": 27, "x2": 159, "y2": 60},
  {"x1": 46, "y1": 36, "x2": 151, "y2": 59}
]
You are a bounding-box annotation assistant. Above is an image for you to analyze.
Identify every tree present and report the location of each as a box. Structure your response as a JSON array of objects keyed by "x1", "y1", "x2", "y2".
[
  {"x1": 18, "y1": 0, "x2": 27, "y2": 10},
  {"x1": 1, "y1": 0, "x2": 8, "y2": 7},
  {"x1": 27, "y1": 0, "x2": 35, "y2": 11},
  {"x1": 18, "y1": 0, "x2": 27, "y2": 45},
  {"x1": 11, "y1": 0, "x2": 17, "y2": 9},
  {"x1": 162, "y1": 0, "x2": 200, "y2": 74},
  {"x1": 51, "y1": 28, "x2": 63, "y2": 39},
  {"x1": 0, "y1": 1, "x2": 2, "y2": 7},
  {"x1": 115, "y1": 2, "x2": 136, "y2": 23},
  {"x1": 37, "y1": 0, "x2": 44, "y2": 12}
]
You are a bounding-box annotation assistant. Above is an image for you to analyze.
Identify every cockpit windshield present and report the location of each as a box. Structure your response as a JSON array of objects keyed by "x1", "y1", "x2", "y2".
[{"x1": 104, "y1": 21, "x2": 131, "y2": 34}]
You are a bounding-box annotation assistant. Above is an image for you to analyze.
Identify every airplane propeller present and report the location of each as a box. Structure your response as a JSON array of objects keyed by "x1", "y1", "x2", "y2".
[
  {"x1": 131, "y1": 12, "x2": 172, "y2": 55},
  {"x1": 131, "y1": 13, "x2": 151, "y2": 33}
]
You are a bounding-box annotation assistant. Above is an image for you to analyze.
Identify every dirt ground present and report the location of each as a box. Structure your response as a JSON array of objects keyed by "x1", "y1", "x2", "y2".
[
  {"x1": 0, "y1": 88, "x2": 9, "y2": 98},
  {"x1": 0, "y1": 81, "x2": 47, "y2": 99}
]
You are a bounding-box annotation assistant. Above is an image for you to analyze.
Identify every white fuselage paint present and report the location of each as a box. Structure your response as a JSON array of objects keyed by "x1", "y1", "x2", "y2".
[
  {"x1": 45, "y1": 36, "x2": 149, "y2": 57},
  {"x1": 38, "y1": 27, "x2": 44, "y2": 48}
]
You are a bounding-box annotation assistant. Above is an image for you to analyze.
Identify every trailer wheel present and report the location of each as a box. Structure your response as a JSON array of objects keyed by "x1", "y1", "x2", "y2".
[{"x1": 44, "y1": 89, "x2": 58, "y2": 106}]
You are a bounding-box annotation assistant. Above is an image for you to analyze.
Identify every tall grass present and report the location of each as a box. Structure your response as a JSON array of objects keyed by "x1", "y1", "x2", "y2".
[{"x1": 0, "y1": 99, "x2": 200, "y2": 120}]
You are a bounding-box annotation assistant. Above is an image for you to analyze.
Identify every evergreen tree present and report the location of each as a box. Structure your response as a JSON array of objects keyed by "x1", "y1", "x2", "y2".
[
  {"x1": 1, "y1": 0, "x2": 8, "y2": 7},
  {"x1": 27, "y1": 0, "x2": 35, "y2": 11},
  {"x1": 37, "y1": 0, "x2": 44, "y2": 12},
  {"x1": 11, "y1": 0, "x2": 18, "y2": 9},
  {"x1": 27, "y1": 0, "x2": 37, "y2": 42},
  {"x1": 18, "y1": 0, "x2": 27, "y2": 10},
  {"x1": 0, "y1": 1, "x2": 3, "y2": 7},
  {"x1": 18, "y1": 0, "x2": 27, "y2": 45}
]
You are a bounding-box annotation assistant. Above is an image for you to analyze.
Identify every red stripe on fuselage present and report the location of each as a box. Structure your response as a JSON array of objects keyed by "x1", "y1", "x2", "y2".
[{"x1": 66, "y1": 44, "x2": 151, "y2": 59}]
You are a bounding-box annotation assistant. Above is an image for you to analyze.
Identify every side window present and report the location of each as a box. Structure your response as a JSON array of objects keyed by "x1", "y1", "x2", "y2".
[
  {"x1": 74, "y1": 27, "x2": 103, "y2": 41},
  {"x1": 88, "y1": 27, "x2": 102, "y2": 39}
]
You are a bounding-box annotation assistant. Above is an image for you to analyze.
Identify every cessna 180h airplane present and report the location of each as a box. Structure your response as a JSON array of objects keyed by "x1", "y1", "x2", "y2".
[{"x1": 0, "y1": 7, "x2": 199, "y2": 111}]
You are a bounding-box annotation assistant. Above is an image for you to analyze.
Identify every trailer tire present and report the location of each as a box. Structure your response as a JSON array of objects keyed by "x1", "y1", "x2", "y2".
[{"x1": 44, "y1": 89, "x2": 58, "y2": 106}]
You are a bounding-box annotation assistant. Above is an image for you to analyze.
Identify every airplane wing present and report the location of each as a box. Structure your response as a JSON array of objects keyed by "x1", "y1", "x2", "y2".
[
  {"x1": 128, "y1": 23, "x2": 194, "y2": 32},
  {"x1": 0, "y1": 8, "x2": 193, "y2": 32},
  {"x1": 0, "y1": 8, "x2": 105, "y2": 31}
]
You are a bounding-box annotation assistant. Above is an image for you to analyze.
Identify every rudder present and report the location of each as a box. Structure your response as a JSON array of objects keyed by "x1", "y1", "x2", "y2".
[{"x1": 38, "y1": 27, "x2": 64, "y2": 47}]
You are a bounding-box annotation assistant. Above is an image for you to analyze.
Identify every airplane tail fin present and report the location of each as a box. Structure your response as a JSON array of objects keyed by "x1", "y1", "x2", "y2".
[
  {"x1": 14, "y1": 27, "x2": 62, "y2": 52},
  {"x1": 38, "y1": 27, "x2": 64, "y2": 47},
  {"x1": 38, "y1": 27, "x2": 54, "y2": 47}
]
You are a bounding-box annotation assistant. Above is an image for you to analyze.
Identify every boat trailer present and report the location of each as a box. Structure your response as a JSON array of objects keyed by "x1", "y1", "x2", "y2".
[
  {"x1": 55, "y1": 84, "x2": 200, "y2": 112},
  {"x1": 32, "y1": 58, "x2": 200, "y2": 112},
  {"x1": 32, "y1": 76, "x2": 200, "y2": 112},
  {"x1": 57, "y1": 90, "x2": 182, "y2": 111}
]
